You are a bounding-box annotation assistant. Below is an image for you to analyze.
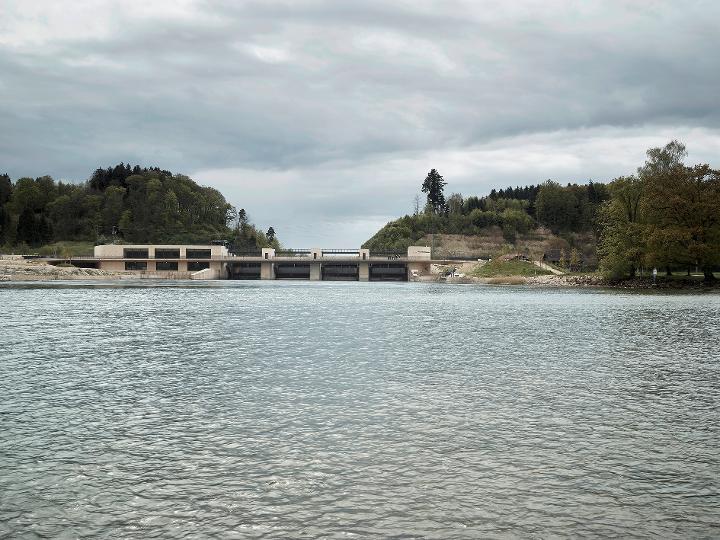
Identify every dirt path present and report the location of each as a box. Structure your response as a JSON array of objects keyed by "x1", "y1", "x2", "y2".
[{"x1": 533, "y1": 260, "x2": 565, "y2": 275}]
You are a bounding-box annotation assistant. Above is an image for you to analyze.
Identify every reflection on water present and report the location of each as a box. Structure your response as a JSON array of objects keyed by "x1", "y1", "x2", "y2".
[{"x1": 1, "y1": 281, "x2": 719, "y2": 538}]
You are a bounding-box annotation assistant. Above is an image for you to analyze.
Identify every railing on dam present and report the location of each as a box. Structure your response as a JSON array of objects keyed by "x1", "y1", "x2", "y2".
[{"x1": 275, "y1": 249, "x2": 311, "y2": 257}]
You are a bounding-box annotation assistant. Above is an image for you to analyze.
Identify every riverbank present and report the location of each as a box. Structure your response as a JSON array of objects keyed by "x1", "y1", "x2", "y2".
[
  {"x1": 2, "y1": 257, "x2": 717, "y2": 289},
  {"x1": 441, "y1": 272, "x2": 720, "y2": 290},
  {"x1": 430, "y1": 258, "x2": 719, "y2": 289},
  {"x1": 0, "y1": 258, "x2": 128, "y2": 281}
]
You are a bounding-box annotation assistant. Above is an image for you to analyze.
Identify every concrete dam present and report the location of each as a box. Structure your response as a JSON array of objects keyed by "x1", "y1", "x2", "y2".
[{"x1": 74, "y1": 245, "x2": 437, "y2": 281}]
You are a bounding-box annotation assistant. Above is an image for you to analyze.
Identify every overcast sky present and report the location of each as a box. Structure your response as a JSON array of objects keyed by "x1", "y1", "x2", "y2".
[{"x1": 2, "y1": 1, "x2": 719, "y2": 246}]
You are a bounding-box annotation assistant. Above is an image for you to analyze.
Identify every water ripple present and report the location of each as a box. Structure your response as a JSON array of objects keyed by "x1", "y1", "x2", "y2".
[{"x1": 1, "y1": 281, "x2": 719, "y2": 538}]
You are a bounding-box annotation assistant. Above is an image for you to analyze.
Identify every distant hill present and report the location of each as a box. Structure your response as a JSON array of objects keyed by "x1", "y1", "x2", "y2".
[
  {"x1": 363, "y1": 180, "x2": 608, "y2": 267},
  {"x1": 0, "y1": 163, "x2": 277, "y2": 251}
]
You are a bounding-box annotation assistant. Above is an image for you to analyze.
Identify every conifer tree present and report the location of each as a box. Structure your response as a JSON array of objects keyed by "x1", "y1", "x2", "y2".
[
  {"x1": 569, "y1": 248, "x2": 580, "y2": 271},
  {"x1": 16, "y1": 207, "x2": 38, "y2": 245},
  {"x1": 559, "y1": 249, "x2": 567, "y2": 270},
  {"x1": 421, "y1": 169, "x2": 447, "y2": 214}
]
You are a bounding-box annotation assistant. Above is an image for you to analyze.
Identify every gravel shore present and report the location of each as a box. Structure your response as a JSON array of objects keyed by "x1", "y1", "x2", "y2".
[
  {"x1": 441, "y1": 273, "x2": 719, "y2": 289},
  {"x1": 0, "y1": 259, "x2": 128, "y2": 281}
]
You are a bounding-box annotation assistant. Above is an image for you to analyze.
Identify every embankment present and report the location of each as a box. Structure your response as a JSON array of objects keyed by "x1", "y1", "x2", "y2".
[{"x1": 0, "y1": 258, "x2": 129, "y2": 281}]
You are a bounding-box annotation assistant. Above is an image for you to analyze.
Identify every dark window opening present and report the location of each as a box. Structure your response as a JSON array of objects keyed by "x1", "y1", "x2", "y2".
[
  {"x1": 156, "y1": 261, "x2": 178, "y2": 271},
  {"x1": 186, "y1": 249, "x2": 212, "y2": 259},
  {"x1": 188, "y1": 261, "x2": 210, "y2": 271},
  {"x1": 125, "y1": 261, "x2": 147, "y2": 271},
  {"x1": 124, "y1": 249, "x2": 148, "y2": 259},
  {"x1": 155, "y1": 249, "x2": 180, "y2": 259}
]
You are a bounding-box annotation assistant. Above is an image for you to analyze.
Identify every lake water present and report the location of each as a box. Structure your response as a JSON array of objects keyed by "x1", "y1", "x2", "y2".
[{"x1": 1, "y1": 280, "x2": 719, "y2": 538}]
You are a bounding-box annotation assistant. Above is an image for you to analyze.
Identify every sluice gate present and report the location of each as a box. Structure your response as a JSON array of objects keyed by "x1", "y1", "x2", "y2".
[
  {"x1": 275, "y1": 263, "x2": 311, "y2": 279},
  {"x1": 321, "y1": 263, "x2": 360, "y2": 281},
  {"x1": 228, "y1": 262, "x2": 261, "y2": 280},
  {"x1": 369, "y1": 263, "x2": 408, "y2": 281}
]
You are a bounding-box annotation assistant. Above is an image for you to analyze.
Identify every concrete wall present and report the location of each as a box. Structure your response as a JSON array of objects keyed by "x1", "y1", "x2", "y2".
[
  {"x1": 408, "y1": 246, "x2": 432, "y2": 259},
  {"x1": 93, "y1": 244, "x2": 435, "y2": 281},
  {"x1": 359, "y1": 262, "x2": 369, "y2": 281},
  {"x1": 260, "y1": 261, "x2": 275, "y2": 279},
  {"x1": 94, "y1": 244, "x2": 228, "y2": 258},
  {"x1": 99, "y1": 260, "x2": 126, "y2": 272},
  {"x1": 95, "y1": 244, "x2": 226, "y2": 277},
  {"x1": 190, "y1": 265, "x2": 225, "y2": 280}
]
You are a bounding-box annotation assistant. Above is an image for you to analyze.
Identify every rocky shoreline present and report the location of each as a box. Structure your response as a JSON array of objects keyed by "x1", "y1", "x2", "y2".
[{"x1": 441, "y1": 273, "x2": 719, "y2": 290}]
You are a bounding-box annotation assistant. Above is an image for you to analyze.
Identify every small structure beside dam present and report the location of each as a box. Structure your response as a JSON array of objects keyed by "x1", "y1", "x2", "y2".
[{"x1": 57, "y1": 244, "x2": 435, "y2": 281}]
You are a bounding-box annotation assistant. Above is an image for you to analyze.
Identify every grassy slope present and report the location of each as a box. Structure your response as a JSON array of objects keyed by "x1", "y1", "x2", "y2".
[
  {"x1": 470, "y1": 259, "x2": 552, "y2": 277},
  {"x1": 36, "y1": 241, "x2": 96, "y2": 257}
]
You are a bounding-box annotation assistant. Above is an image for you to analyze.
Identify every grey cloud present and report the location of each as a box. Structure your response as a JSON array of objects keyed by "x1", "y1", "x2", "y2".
[{"x1": 1, "y1": 1, "x2": 720, "y2": 244}]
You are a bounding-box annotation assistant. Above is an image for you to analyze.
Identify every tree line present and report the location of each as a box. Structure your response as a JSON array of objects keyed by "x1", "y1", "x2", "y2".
[
  {"x1": 364, "y1": 170, "x2": 609, "y2": 251},
  {"x1": 598, "y1": 141, "x2": 719, "y2": 281},
  {"x1": 0, "y1": 163, "x2": 279, "y2": 252},
  {"x1": 364, "y1": 141, "x2": 719, "y2": 280}
]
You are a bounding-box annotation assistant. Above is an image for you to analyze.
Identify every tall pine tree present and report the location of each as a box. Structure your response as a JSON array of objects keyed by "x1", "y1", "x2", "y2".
[{"x1": 421, "y1": 169, "x2": 447, "y2": 214}]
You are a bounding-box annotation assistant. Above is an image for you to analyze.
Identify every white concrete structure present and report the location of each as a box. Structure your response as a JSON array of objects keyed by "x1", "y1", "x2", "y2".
[
  {"x1": 93, "y1": 244, "x2": 228, "y2": 278},
  {"x1": 90, "y1": 244, "x2": 437, "y2": 280}
]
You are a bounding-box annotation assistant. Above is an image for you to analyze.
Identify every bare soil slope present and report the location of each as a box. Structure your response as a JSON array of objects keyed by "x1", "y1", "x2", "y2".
[{"x1": 415, "y1": 227, "x2": 598, "y2": 265}]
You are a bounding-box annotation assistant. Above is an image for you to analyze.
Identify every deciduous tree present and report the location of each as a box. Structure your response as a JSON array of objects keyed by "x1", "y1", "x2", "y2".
[{"x1": 598, "y1": 175, "x2": 646, "y2": 278}]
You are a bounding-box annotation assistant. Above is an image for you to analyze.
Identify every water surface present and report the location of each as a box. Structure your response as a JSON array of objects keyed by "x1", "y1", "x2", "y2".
[{"x1": 1, "y1": 281, "x2": 718, "y2": 538}]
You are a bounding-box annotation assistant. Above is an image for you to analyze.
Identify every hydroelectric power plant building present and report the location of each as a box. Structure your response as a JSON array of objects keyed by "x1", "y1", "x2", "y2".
[{"x1": 89, "y1": 244, "x2": 434, "y2": 281}]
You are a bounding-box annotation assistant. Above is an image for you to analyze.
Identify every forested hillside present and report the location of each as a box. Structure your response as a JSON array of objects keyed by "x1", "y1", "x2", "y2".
[
  {"x1": 0, "y1": 163, "x2": 277, "y2": 252},
  {"x1": 363, "y1": 174, "x2": 609, "y2": 255},
  {"x1": 364, "y1": 141, "x2": 720, "y2": 279}
]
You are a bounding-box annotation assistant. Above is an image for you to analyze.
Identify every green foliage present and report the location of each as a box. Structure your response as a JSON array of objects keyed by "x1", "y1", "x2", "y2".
[
  {"x1": 16, "y1": 206, "x2": 52, "y2": 246},
  {"x1": 468, "y1": 209, "x2": 498, "y2": 228},
  {"x1": 36, "y1": 241, "x2": 95, "y2": 257},
  {"x1": 0, "y1": 174, "x2": 11, "y2": 206},
  {"x1": 569, "y1": 248, "x2": 580, "y2": 271},
  {"x1": 471, "y1": 259, "x2": 551, "y2": 277},
  {"x1": 363, "y1": 218, "x2": 419, "y2": 252},
  {"x1": 558, "y1": 249, "x2": 567, "y2": 270},
  {"x1": 421, "y1": 169, "x2": 447, "y2": 214},
  {"x1": 598, "y1": 176, "x2": 647, "y2": 278},
  {"x1": 643, "y1": 162, "x2": 720, "y2": 280},
  {"x1": 446, "y1": 193, "x2": 464, "y2": 214},
  {"x1": 598, "y1": 141, "x2": 720, "y2": 280},
  {"x1": 535, "y1": 180, "x2": 605, "y2": 232},
  {"x1": 0, "y1": 164, "x2": 277, "y2": 250},
  {"x1": 366, "y1": 171, "x2": 607, "y2": 253},
  {"x1": 364, "y1": 140, "x2": 718, "y2": 282},
  {"x1": 0, "y1": 202, "x2": 11, "y2": 244}
]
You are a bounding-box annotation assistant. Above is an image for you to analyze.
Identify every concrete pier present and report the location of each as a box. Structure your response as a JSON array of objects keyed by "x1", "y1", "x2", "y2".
[{"x1": 359, "y1": 261, "x2": 369, "y2": 282}]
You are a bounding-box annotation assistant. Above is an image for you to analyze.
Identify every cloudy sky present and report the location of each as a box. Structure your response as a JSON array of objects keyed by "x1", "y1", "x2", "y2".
[{"x1": 2, "y1": 1, "x2": 719, "y2": 246}]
